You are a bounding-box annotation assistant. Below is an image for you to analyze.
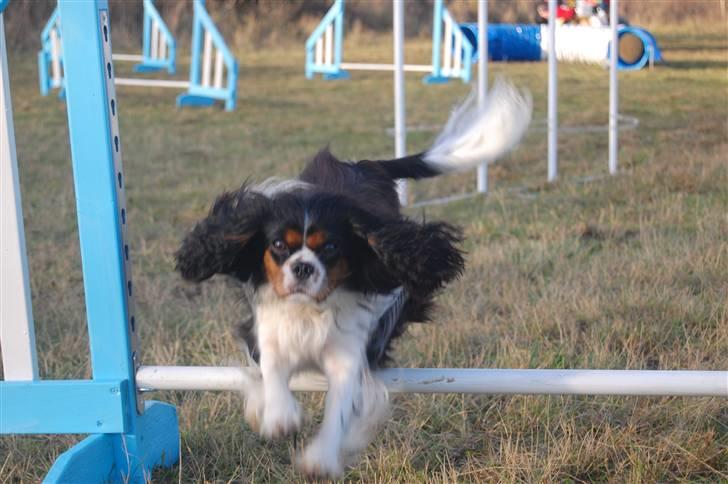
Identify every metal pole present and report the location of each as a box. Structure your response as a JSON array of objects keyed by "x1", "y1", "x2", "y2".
[
  {"x1": 393, "y1": 0, "x2": 407, "y2": 205},
  {"x1": 476, "y1": 0, "x2": 488, "y2": 193},
  {"x1": 137, "y1": 366, "x2": 728, "y2": 397},
  {"x1": 547, "y1": 0, "x2": 558, "y2": 182},
  {"x1": 609, "y1": 0, "x2": 619, "y2": 175}
]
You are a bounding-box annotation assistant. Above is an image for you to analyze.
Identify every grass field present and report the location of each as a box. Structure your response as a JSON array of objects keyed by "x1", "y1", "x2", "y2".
[{"x1": 1, "y1": 22, "x2": 727, "y2": 483}]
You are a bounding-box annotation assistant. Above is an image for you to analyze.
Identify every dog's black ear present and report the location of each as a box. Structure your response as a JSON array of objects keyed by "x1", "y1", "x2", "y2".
[
  {"x1": 176, "y1": 185, "x2": 270, "y2": 283},
  {"x1": 356, "y1": 215, "x2": 465, "y2": 298}
]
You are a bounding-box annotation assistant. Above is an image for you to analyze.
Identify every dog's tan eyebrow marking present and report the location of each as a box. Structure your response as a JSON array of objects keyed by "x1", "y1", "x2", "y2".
[
  {"x1": 284, "y1": 229, "x2": 303, "y2": 248},
  {"x1": 306, "y1": 230, "x2": 327, "y2": 251}
]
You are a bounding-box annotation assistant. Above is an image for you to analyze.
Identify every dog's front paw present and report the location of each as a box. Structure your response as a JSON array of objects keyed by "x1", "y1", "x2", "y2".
[
  {"x1": 243, "y1": 390, "x2": 265, "y2": 433},
  {"x1": 259, "y1": 395, "x2": 302, "y2": 439},
  {"x1": 296, "y1": 440, "x2": 344, "y2": 478}
]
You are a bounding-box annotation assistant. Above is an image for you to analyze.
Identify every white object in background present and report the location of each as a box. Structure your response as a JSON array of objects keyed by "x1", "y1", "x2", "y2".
[
  {"x1": 393, "y1": 0, "x2": 407, "y2": 205},
  {"x1": 201, "y1": 31, "x2": 213, "y2": 87},
  {"x1": 609, "y1": 0, "x2": 619, "y2": 174},
  {"x1": 476, "y1": 0, "x2": 488, "y2": 193},
  {"x1": 0, "y1": 15, "x2": 39, "y2": 381},
  {"x1": 547, "y1": 0, "x2": 558, "y2": 182}
]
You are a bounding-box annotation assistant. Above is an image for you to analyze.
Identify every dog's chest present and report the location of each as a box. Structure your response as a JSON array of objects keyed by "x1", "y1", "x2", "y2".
[{"x1": 253, "y1": 285, "x2": 399, "y2": 366}]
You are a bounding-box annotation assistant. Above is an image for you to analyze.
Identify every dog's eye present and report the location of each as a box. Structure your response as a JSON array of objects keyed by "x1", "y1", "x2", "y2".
[
  {"x1": 323, "y1": 242, "x2": 337, "y2": 253},
  {"x1": 272, "y1": 239, "x2": 287, "y2": 251}
]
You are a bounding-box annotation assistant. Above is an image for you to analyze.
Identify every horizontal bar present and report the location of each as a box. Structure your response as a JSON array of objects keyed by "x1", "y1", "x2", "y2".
[
  {"x1": 0, "y1": 379, "x2": 129, "y2": 434},
  {"x1": 114, "y1": 78, "x2": 189, "y2": 88},
  {"x1": 340, "y1": 62, "x2": 433, "y2": 72},
  {"x1": 137, "y1": 366, "x2": 728, "y2": 397},
  {"x1": 112, "y1": 53, "x2": 144, "y2": 62}
]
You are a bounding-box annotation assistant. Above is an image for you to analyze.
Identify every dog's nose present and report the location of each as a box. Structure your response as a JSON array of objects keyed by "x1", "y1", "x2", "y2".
[{"x1": 292, "y1": 261, "x2": 315, "y2": 281}]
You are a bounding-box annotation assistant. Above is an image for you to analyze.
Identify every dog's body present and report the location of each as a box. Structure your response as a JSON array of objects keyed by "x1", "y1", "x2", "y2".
[{"x1": 176, "y1": 80, "x2": 532, "y2": 477}]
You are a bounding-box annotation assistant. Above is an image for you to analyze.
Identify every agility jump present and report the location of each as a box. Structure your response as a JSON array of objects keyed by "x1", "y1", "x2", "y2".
[
  {"x1": 2, "y1": 0, "x2": 725, "y2": 482},
  {"x1": 37, "y1": 0, "x2": 238, "y2": 110}
]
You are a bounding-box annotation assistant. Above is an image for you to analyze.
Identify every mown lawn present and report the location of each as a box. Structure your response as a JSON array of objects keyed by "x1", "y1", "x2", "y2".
[{"x1": 1, "y1": 22, "x2": 726, "y2": 483}]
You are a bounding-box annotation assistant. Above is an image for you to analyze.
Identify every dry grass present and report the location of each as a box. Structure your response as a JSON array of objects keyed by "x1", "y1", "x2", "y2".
[{"x1": 1, "y1": 21, "x2": 727, "y2": 483}]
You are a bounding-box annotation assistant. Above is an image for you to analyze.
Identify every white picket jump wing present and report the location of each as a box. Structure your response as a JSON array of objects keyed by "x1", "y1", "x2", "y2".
[
  {"x1": 315, "y1": 36, "x2": 323, "y2": 66},
  {"x1": 453, "y1": 23, "x2": 462, "y2": 75},
  {"x1": 324, "y1": 23, "x2": 333, "y2": 66},
  {"x1": 442, "y1": 16, "x2": 452, "y2": 75},
  {"x1": 159, "y1": 29, "x2": 167, "y2": 61},
  {"x1": 201, "y1": 30, "x2": 213, "y2": 87},
  {"x1": 151, "y1": 20, "x2": 159, "y2": 60},
  {"x1": 50, "y1": 28, "x2": 61, "y2": 86},
  {"x1": 0, "y1": 15, "x2": 39, "y2": 381},
  {"x1": 213, "y1": 49, "x2": 224, "y2": 89}
]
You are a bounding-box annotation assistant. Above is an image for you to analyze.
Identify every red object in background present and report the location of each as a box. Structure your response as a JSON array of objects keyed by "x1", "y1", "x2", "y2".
[{"x1": 557, "y1": 5, "x2": 576, "y2": 22}]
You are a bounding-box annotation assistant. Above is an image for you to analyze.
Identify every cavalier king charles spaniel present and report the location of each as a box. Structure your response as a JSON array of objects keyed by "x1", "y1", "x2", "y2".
[{"x1": 176, "y1": 79, "x2": 532, "y2": 477}]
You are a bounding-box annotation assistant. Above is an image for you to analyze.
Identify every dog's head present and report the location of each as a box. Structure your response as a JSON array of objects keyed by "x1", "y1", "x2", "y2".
[{"x1": 176, "y1": 182, "x2": 464, "y2": 302}]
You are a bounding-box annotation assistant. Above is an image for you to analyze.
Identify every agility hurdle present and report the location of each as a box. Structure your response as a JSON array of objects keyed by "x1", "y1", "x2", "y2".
[
  {"x1": 132, "y1": 0, "x2": 176, "y2": 74},
  {"x1": 177, "y1": 0, "x2": 238, "y2": 111},
  {"x1": 37, "y1": 6, "x2": 63, "y2": 97},
  {"x1": 39, "y1": 1, "x2": 178, "y2": 96},
  {"x1": 305, "y1": 0, "x2": 474, "y2": 84},
  {"x1": 2, "y1": 0, "x2": 726, "y2": 482},
  {"x1": 37, "y1": 0, "x2": 237, "y2": 111}
]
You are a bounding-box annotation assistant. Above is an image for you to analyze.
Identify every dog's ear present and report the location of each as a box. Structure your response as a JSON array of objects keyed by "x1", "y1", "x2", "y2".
[
  {"x1": 176, "y1": 185, "x2": 270, "y2": 283},
  {"x1": 351, "y1": 210, "x2": 465, "y2": 298}
]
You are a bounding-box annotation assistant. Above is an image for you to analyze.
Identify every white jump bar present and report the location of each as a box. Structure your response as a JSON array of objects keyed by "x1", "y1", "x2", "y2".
[
  {"x1": 114, "y1": 78, "x2": 189, "y2": 89},
  {"x1": 112, "y1": 53, "x2": 144, "y2": 62},
  {"x1": 136, "y1": 366, "x2": 728, "y2": 397},
  {"x1": 340, "y1": 62, "x2": 433, "y2": 73}
]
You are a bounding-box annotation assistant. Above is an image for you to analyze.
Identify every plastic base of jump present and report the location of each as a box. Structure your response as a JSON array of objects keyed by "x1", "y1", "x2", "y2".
[
  {"x1": 44, "y1": 401, "x2": 180, "y2": 484},
  {"x1": 422, "y1": 74, "x2": 453, "y2": 84},
  {"x1": 176, "y1": 94, "x2": 217, "y2": 108},
  {"x1": 133, "y1": 63, "x2": 166, "y2": 74},
  {"x1": 323, "y1": 70, "x2": 350, "y2": 80}
]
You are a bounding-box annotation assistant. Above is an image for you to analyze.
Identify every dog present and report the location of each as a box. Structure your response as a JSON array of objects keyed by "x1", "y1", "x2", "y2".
[{"x1": 175, "y1": 79, "x2": 532, "y2": 477}]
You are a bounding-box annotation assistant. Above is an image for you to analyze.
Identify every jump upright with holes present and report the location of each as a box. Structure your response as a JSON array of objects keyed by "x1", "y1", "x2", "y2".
[{"x1": 1, "y1": 0, "x2": 726, "y2": 482}]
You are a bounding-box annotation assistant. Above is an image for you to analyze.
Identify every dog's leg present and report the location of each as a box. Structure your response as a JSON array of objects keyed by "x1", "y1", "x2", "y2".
[
  {"x1": 340, "y1": 370, "x2": 390, "y2": 460},
  {"x1": 297, "y1": 349, "x2": 363, "y2": 477},
  {"x1": 258, "y1": 351, "x2": 302, "y2": 439}
]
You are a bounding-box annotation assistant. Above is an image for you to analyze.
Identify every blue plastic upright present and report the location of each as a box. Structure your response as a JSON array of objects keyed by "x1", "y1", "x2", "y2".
[{"x1": 40, "y1": 1, "x2": 180, "y2": 481}]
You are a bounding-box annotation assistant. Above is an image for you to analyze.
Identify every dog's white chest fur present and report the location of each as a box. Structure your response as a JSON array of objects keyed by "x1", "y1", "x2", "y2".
[{"x1": 254, "y1": 284, "x2": 400, "y2": 369}]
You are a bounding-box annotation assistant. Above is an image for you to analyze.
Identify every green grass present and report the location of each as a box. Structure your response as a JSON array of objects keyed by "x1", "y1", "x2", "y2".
[{"x1": 2, "y1": 23, "x2": 727, "y2": 482}]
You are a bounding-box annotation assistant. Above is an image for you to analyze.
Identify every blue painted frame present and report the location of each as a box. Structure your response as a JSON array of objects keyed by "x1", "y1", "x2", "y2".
[
  {"x1": 1, "y1": 1, "x2": 179, "y2": 481},
  {"x1": 37, "y1": 6, "x2": 65, "y2": 97},
  {"x1": 424, "y1": 0, "x2": 474, "y2": 84},
  {"x1": 177, "y1": 0, "x2": 238, "y2": 111},
  {"x1": 134, "y1": 0, "x2": 176, "y2": 74},
  {"x1": 304, "y1": 0, "x2": 349, "y2": 80}
]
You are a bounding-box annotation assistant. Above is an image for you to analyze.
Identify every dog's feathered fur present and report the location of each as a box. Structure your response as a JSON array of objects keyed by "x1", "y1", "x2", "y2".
[{"x1": 176, "y1": 79, "x2": 532, "y2": 477}]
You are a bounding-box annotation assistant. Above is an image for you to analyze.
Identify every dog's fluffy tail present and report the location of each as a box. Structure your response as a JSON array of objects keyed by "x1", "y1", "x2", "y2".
[{"x1": 378, "y1": 78, "x2": 532, "y2": 180}]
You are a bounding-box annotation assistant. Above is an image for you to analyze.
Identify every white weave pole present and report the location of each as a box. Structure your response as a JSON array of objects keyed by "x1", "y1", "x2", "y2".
[
  {"x1": 476, "y1": 0, "x2": 488, "y2": 193},
  {"x1": 0, "y1": 14, "x2": 38, "y2": 381},
  {"x1": 393, "y1": 0, "x2": 407, "y2": 205},
  {"x1": 609, "y1": 0, "x2": 619, "y2": 174},
  {"x1": 547, "y1": 0, "x2": 558, "y2": 182}
]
